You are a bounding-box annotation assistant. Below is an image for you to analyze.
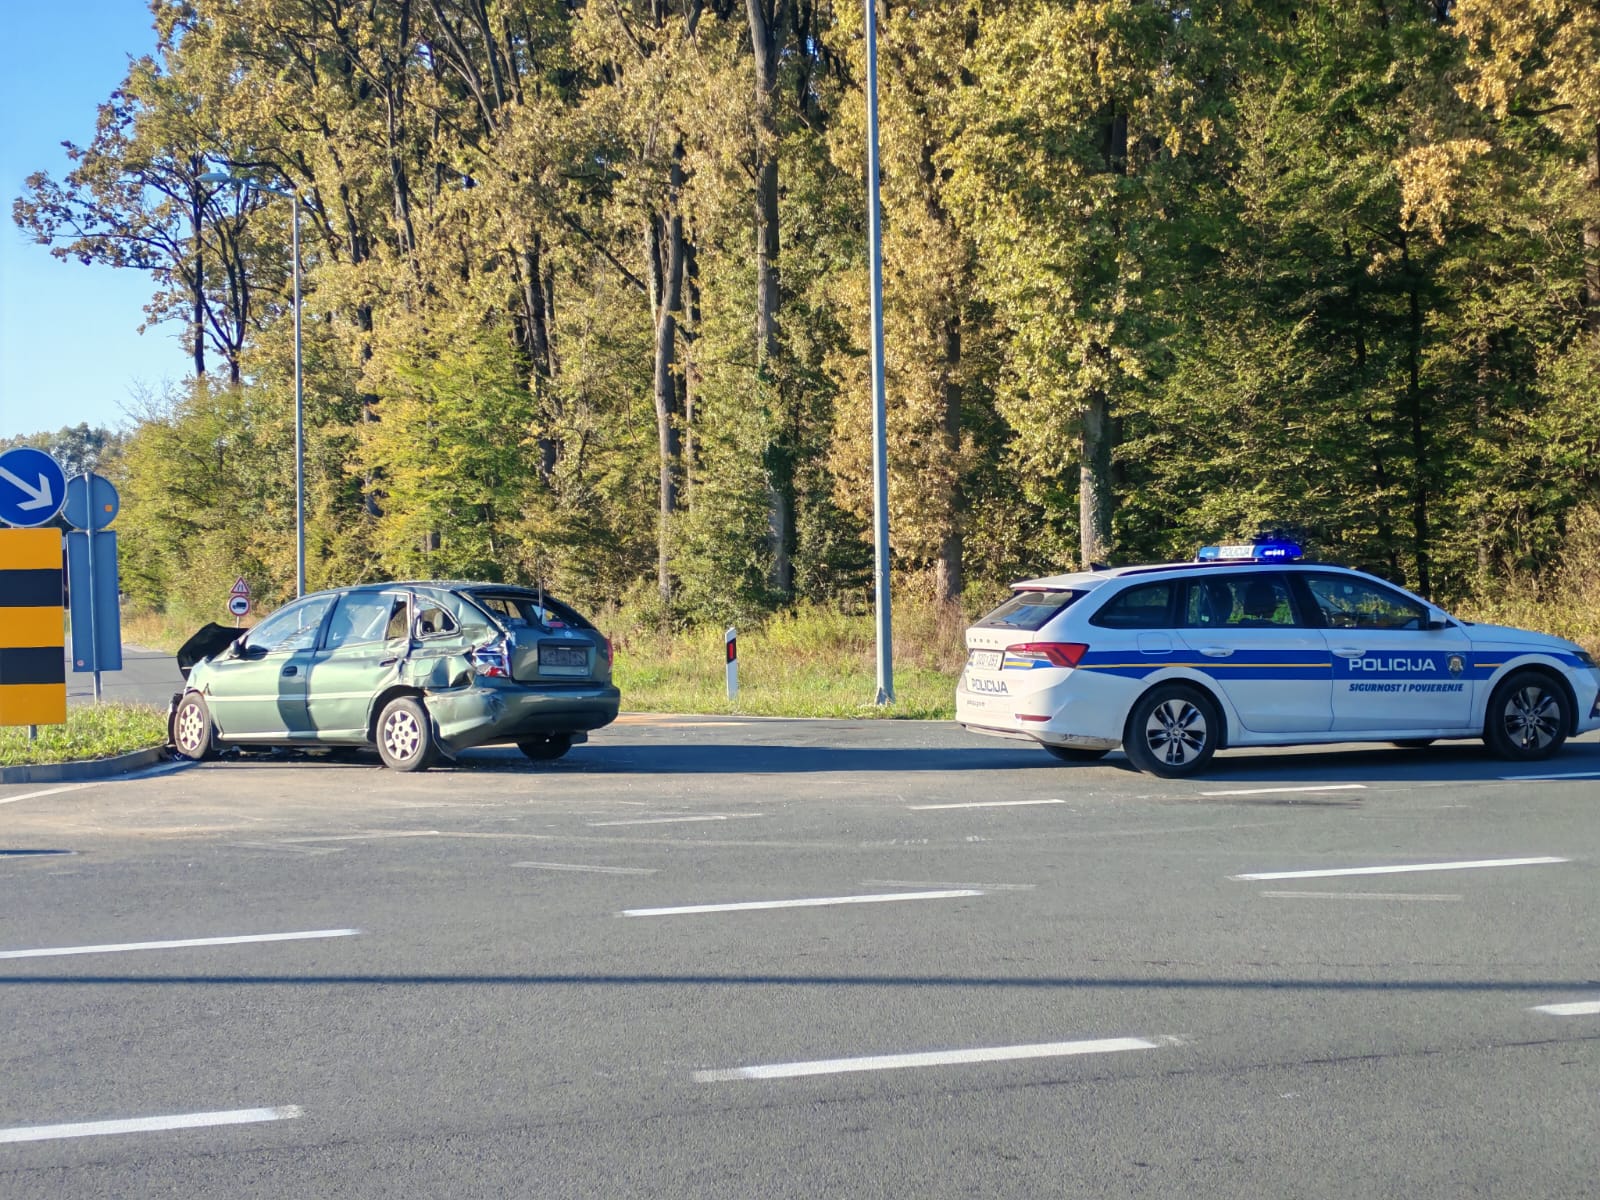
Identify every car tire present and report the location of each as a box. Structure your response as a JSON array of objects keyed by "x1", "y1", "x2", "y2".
[
  {"x1": 1123, "y1": 685, "x2": 1221, "y2": 778},
  {"x1": 1042, "y1": 744, "x2": 1110, "y2": 763},
  {"x1": 518, "y1": 734, "x2": 573, "y2": 762},
  {"x1": 1483, "y1": 670, "x2": 1569, "y2": 761},
  {"x1": 171, "y1": 693, "x2": 218, "y2": 762},
  {"x1": 1391, "y1": 739, "x2": 1436, "y2": 749},
  {"x1": 376, "y1": 697, "x2": 439, "y2": 772}
]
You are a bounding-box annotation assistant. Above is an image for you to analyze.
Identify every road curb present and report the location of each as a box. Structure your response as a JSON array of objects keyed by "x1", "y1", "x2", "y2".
[{"x1": 0, "y1": 746, "x2": 170, "y2": 785}]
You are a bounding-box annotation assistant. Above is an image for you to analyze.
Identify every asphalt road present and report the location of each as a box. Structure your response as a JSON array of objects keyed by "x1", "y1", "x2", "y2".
[{"x1": 3, "y1": 718, "x2": 1598, "y2": 1198}]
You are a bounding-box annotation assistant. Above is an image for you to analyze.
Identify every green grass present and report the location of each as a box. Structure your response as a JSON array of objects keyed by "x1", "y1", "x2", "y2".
[{"x1": 0, "y1": 703, "x2": 169, "y2": 767}]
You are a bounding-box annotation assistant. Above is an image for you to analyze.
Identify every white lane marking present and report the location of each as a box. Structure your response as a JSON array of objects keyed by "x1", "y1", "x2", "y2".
[
  {"x1": 0, "y1": 784, "x2": 94, "y2": 807},
  {"x1": 1530, "y1": 1000, "x2": 1600, "y2": 1017},
  {"x1": 695, "y1": 1036, "x2": 1167, "y2": 1082},
  {"x1": 589, "y1": 814, "x2": 764, "y2": 827},
  {"x1": 1260, "y1": 891, "x2": 1462, "y2": 902},
  {"x1": 0, "y1": 929, "x2": 360, "y2": 960},
  {"x1": 282, "y1": 831, "x2": 442, "y2": 842},
  {"x1": 513, "y1": 861, "x2": 658, "y2": 875},
  {"x1": 862, "y1": 878, "x2": 1035, "y2": 891},
  {"x1": 1500, "y1": 771, "x2": 1600, "y2": 781},
  {"x1": 907, "y1": 799, "x2": 1067, "y2": 811},
  {"x1": 1232, "y1": 856, "x2": 1567, "y2": 882},
  {"x1": 623, "y1": 889, "x2": 982, "y2": 917},
  {"x1": 1201, "y1": 784, "x2": 1367, "y2": 798},
  {"x1": 0, "y1": 1106, "x2": 302, "y2": 1144}
]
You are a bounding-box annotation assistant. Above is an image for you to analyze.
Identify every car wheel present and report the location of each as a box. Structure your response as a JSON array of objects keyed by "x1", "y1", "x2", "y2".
[
  {"x1": 518, "y1": 734, "x2": 573, "y2": 762},
  {"x1": 171, "y1": 694, "x2": 218, "y2": 761},
  {"x1": 1484, "y1": 670, "x2": 1569, "y2": 761},
  {"x1": 1042, "y1": 744, "x2": 1110, "y2": 763},
  {"x1": 377, "y1": 697, "x2": 439, "y2": 772},
  {"x1": 1124, "y1": 685, "x2": 1220, "y2": 778},
  {"x1": 1391, "y1": 739, "x2": 1436, "y2": 749}
]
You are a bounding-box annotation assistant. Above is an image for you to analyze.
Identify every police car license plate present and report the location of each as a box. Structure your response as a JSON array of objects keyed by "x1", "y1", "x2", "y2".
[
  {"x1": 968, "y1": 649, "x2": 1002, "y2": 671},
  {"x1": 539, "y1": 645, "x2": 589, "y2": 675}
]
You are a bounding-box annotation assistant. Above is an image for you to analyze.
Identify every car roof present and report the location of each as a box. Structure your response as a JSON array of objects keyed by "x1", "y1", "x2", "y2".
[{"x1": 1011, "y1": 561, "x2": 1358, "y2": 591}]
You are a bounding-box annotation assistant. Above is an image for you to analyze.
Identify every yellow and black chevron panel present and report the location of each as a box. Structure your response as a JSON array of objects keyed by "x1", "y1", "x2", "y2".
[{"x1": 0, "y1": 527, "x2": 66, "y2": 726}]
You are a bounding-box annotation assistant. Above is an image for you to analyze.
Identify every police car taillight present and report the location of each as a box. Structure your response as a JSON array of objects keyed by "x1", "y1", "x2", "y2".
[
  {"x1": 1196, "y1": 538, "x2": 1303, "y2": 562},
  {"x1": 1005, "y1": 642, "x2": 1089, "y2": 668}
]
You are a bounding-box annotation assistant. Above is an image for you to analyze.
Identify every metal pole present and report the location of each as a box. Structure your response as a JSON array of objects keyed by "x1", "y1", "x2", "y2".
[
  {"x1": 82, "y1": 472, "x2": 102, "y2": 702},
  {"x1": 292, "y1": 193, "x2": 305, "y2": 598},
  {"x1": 864, "y1": 0, "x2": 894, "y2": 705}
]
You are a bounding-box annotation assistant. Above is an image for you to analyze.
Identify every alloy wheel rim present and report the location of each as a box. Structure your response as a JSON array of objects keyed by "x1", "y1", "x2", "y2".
[
  {"x1": 384, "y1": 710, "x2": 421, "y2": 761},
  {"x1": 1504, "y1": 686, "x2": 1559, "y2": 752},
  {"x1": 1145, "y1": 698, "x2": 1207, "y2": 766},
  {"x1": 176, "y1": 705, "x2": 204, "y2": 753}
]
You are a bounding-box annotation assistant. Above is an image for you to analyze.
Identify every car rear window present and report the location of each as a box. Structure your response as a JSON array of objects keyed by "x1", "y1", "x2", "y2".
[
  {"x1": 468, "y1": 590, "x2": 594, "y2": 632},
  {"x1": 975, "y1": 589, "x2": 1082, "y2": 632}
]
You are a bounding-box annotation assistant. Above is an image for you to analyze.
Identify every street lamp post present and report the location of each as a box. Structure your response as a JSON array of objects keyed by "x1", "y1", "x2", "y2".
[
  {"x1": 199, "y1": 171, "x2": 306, "y2": 597},
  {"x1": 863, "y1": 0, "x2": 894, "y2": 705}
]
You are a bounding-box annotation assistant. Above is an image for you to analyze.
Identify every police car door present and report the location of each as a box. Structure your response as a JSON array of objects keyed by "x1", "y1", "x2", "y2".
[
  {"x1": 1175, "y1": 572, "x2": 1332, "y2": 733},
  {"x1": 1300, "y1": 572, "x2": 1473, "y2": 730}
]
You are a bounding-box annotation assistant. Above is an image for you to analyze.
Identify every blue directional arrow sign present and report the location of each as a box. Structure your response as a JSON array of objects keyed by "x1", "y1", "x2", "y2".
[{"x1": 0, "y1": 446, "x2": 68, "y2": 528}]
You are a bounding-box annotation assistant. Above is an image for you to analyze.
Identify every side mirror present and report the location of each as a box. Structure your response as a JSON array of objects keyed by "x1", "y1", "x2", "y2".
[
  {"x1": 227, "y1": 639, "x2": 246, "y2": 659},
  {"x1": 1423, "y1": 611, "x2": 1451, "y2": 631}
]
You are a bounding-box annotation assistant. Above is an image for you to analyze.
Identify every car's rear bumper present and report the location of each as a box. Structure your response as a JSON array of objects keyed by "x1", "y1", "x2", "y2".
[{"x1": 427, "y1": 683, "x2": 621, "y2": 751}]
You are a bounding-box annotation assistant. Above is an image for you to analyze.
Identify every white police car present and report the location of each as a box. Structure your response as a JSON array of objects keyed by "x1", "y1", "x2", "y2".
[{"x1": 956, "y1": 540, "x2": 1600, "y2": 777}]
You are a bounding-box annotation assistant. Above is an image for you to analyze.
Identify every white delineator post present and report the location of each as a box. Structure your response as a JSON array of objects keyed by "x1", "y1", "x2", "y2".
[{"x1": 726, "y1": 627, "x2": 738, "y2": 702}]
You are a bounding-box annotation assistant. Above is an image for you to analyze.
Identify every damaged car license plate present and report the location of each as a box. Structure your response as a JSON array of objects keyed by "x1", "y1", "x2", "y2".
[{"x1": 539, "y1": 644, "x2": 589, "y2": 675}]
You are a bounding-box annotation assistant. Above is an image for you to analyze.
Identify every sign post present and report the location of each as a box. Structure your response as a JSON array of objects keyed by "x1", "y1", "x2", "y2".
[
  {"x1": 229, "y1": 576, "x2": 251, "y2": 623},
  {"x1": 65, "y1": 472, "x2": 122, "y2": 702}
]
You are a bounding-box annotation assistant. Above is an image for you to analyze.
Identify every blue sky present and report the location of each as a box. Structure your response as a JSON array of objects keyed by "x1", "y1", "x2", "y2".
[{"x1": 0, "y1": 2, "x2": 183, "y2": 439}]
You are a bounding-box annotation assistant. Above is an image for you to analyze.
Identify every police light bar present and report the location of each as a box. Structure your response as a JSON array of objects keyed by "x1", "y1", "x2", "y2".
[{"x1": 1196, "y1": 539, "x2": 1303, "y2": 562}]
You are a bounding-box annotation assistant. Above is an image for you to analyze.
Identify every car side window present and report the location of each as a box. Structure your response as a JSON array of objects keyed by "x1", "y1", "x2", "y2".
[
  {"x1": 1304, "y1": 573, "x2": 1427, "y2": 630},
  {"x1": 414, "y1": 603, "x2": 459, "y2": 639},
  {"x1": 244, "y1": 595, "x2": 335, "y2": 654},
  {"x1": 325, "y1": 593, "x2": 407, "y2": 650},
  {"x1": 1092, "y1": 582, "x2": 1176, "y2": 629},
  {"x1": 1184, "y1": 575, "x2": 1299, "y2": 628}
]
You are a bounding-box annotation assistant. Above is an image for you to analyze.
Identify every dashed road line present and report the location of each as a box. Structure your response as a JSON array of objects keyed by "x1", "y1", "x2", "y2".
[
  {"x1": 622, "y1": 889, "x2": 982, "y2": 917},
  {"x1": 695, "y1": 1036, "x2": 1172, "y2": 1082},
  {"x1": 1530, "y1": 1000, "x2": 1600, "y2": 1016},
  {"x1": 0, "y1": 783, "x2": 94, "y2": 807},
  {"x1": 907, "y1": 799, "x2": 1067, "y2": 811},
  {"x1": 1231, "y1": 856, "x2": 1567, "y2": 882},
  {"x1": 1201, "y1": 784, "x2": 1366, "y2": 798},
  {"x1": 514, "y1": 861, "x2": 658, "y2": 875},
  {"x1": 0, "y1": 929, "x2": 360, "y2": 960},
  {"x1": 589, "y1": 814, "x2": 764, "y2": 827},
  {"x1": 861, "y1": 879, "x2": 1035, "y2": 891},
  {"x1": 1260, "y1": 891, "x2": 1462, "y2": 902},
  {"x1": 0, "y1": 1106, "x2": 302, "y2": 1144}
]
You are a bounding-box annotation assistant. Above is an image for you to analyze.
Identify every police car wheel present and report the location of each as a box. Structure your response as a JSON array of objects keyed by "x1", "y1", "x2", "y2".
[
  {"x1": 171, "y1": 694, "x2": 218, "y2": 761},
  {"x1": 376, "y1": 697, "x2": 440, "y2": 772},
  {"x1": 1484, "y1": 671, "x2": 1568, "y2": 761},
  {"x1": 1042, "y1": 744, "x2": 1111, "y2": 763},
  {"x1": 1124, "y1": 685, "x2": 1220, "y2": 777}
]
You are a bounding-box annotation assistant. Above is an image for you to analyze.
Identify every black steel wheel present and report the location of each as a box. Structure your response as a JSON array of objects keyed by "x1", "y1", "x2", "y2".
[
  {"x1": 1123, "y1": 685, "x2": 1221, "y2": 778},
  {"x1": 376, "y1": 697, "x2": 439, "y2": 772},
  {"x1": 517, "y1": 734, "x2": 573, "y2": 763},
  {"x1": 1484, "y1": 670, "x2": 1568, "y2": 761},
  {"x1": 1041, "y1": 744, "x2": 1111, "y2": 763},
  {"x1": 170, "y1": 693, "x2": 218, "y2": 761}
]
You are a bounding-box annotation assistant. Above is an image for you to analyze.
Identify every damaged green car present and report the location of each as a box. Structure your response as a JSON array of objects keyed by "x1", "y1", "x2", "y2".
[{"x1": 169, "y1": 582, "x2": 620, "y2": 771}]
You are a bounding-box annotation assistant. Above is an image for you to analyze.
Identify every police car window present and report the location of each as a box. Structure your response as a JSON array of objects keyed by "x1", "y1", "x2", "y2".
[
  {"x1": 325, "y1": 593, "x2": 407, "y2": 650},
  {"x1": 1184, "y1": 575, "x2": 1298, "y2": 628},
  {"x1": 1305, "y1": 574, "x2": 1426, "y2": 630},
  {"x1": 244, "y1": 595, "x2": 335, "y2": 654},
  {"x1": 1092, "y1": 582, "x2": 1175, "y2": 629},
  {"x1": 976, "y1": 590, "x2": 1082, "y2": 631}
]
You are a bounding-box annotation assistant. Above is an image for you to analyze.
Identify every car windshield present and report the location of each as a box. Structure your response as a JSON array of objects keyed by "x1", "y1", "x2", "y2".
[
  {"x1": 976, "y1": 589, "x2": 1083, "y2": 631},
  {"x1": 245, "y1": 594, "x2": 336, "y2": 653}
]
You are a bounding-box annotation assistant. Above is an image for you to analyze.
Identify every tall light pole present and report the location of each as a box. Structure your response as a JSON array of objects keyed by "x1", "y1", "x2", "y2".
[
  {"x1": 864, "y1": 0, "x2": 894, "y2": 704},
  {"x1": 199, "y1": 171, "x2": 306, "y2": 597}
]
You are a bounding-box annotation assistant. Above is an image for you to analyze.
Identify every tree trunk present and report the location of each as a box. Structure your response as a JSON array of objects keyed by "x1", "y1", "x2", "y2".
[
  {"x1": 652, "y1": 144, "x2": 687, "y2": 604},
  {"x1": 748, "y1": 0, "x2": 792, "y2": 597},
  {"x1": 190, "y1": 176, "x2": 206, "y2": 378},
  {"x1": 1402, "y1": 235, "x2": 1431, "y2": 598},
  {"x1": 1585, "y1": 123, "x2": 1600, "y2": 335},
  {"x1": 934, "y1": 312, "x2": 963, "y2": 602},
  {"x1": 1079, "y1": 382, "x2": 1112, "y2": 568}
]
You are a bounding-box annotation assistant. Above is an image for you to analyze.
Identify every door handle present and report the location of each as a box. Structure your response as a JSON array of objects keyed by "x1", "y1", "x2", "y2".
[
  {"x1": 1332, "y1": 648, "x2": 1364, "y2": 658},
  {"x1": 281, "y1": 665, "x2": 298, "y2": 677},
  {"x1": 1197, "y1": 647, "x2": 1234, "y2": 658}
]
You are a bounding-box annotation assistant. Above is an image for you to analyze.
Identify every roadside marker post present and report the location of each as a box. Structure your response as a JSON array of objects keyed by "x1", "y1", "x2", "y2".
[
  {"x1": 64, "y1": 472, "x2": 123, "y2": 701},
  {"x1": 0, "y1": 527, "x2": 67, "y2": 728},
  {"x1": 726, "y1": 627, "x2": 738, "y2": 703}
]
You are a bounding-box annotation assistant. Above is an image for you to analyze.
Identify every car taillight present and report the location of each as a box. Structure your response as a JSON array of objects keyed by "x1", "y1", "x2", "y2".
[
  {"x1": 470, "y1": 641, "x2": 511, "y2": 678},
  {"x1": 601, "y1": 636, "x2": 613, "y2": 667},
  {"x1": 1005, "y1": 642, "x2": 1089, "y2": 668}
]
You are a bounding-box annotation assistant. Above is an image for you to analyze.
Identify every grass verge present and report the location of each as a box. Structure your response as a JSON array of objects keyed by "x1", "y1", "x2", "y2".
[{"x1": 0, "y1": 704, "x2": 169, "y2": 767}]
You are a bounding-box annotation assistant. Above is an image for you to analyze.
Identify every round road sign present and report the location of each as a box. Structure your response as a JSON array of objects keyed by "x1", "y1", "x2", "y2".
[
  {"x1": 0, "y1": 446, "x2": 68, "y2": 528},
  {"x1": 228, "y1": 595, "x2": 250, "y2": 617}
]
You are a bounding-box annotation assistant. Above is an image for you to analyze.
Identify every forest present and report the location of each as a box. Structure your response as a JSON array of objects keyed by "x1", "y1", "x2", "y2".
[{"x1": 10, "y1": 0, "x2": 1600, "y2": 635}]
